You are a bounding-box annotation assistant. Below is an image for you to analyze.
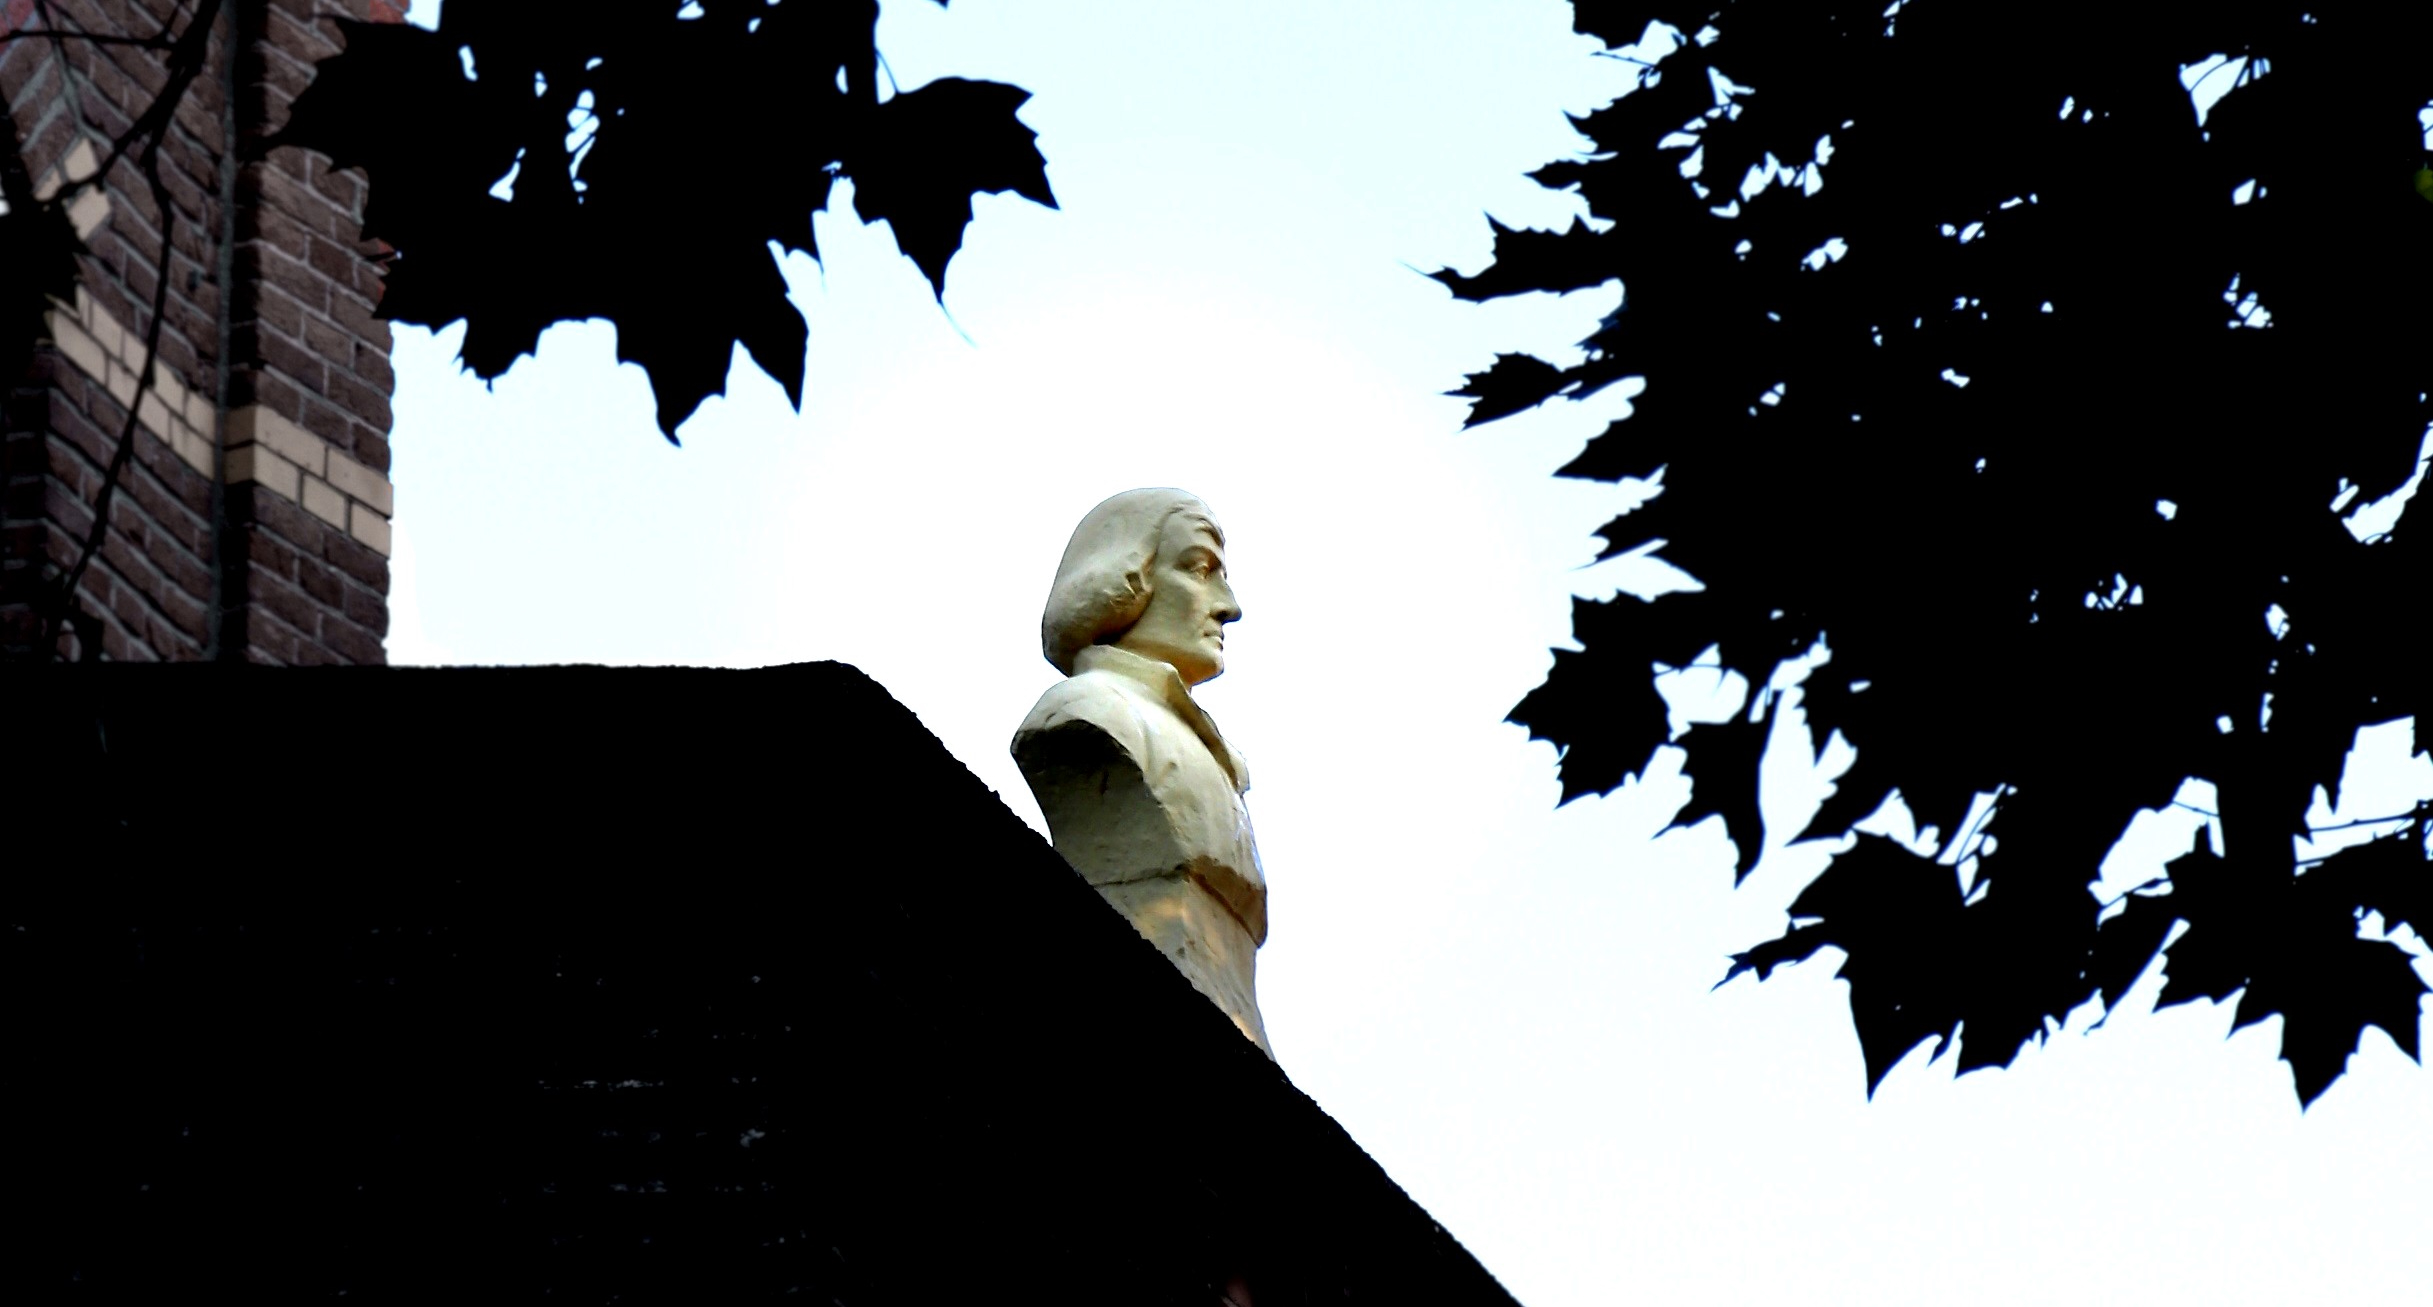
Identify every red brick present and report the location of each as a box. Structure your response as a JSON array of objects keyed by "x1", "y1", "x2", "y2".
[
  {"x1": 306, "y1": 233, "x2": 365, "y2": 291},
  {"x1": 149, "y1": 332, "x2": 202, "y2": 386},
  {"x1": 327, "y1": 368, "x2": 391, "y2": 431},
  {"x1": 342, "y1": 579, "x2": 387, "y2": 634},
  {"x1": 82, "y1": 277, "x2": 138, "y2": 336},
  {"x1": 328, "y1": 285, "x2": 381, "y2": 337},
  {"x1": 323, "y1": 617, "x2": 384, "y2": 665},
  {"x1": 307, "y1": 155, "x2": 364, "y2": 212},
  {"x1": 124, "y1": 459, "x2": 193, "y2": 537},
  {"x1": 102, "y1": 569, "x2": 170, "y2": 642},
  {"x1": 109, "y1": 577, "x2": 150, "y2": 631},
  {"x1": 344, "y1": 257, "x2": 385, "y2": 304},
  {"x1": 299, "y1": 559, "x2": 342, "y2": 608},
  {"x1": 41, "y1": 515, "x2": 80, "y2": 570},
  {"x1": 251, "y1": 42, "x2": 317, "y2": 101},
  {"x1": 297, "y1": 393, "x2": 350, "y2": 444},
  {"x1": 246, "y1": 524, "x2": 303, "y2": 584},
  {"x1": 303, "y1": 314, "x2": 352, "y2": 369},
  {"x1": 252, "y1": 281, "x2": 308, "y2": 338},
  {"x1": 155, "y1": 540, "x2": 213, "y2": 610},
  {"x1": 164, "y1": 294, "x2": 217, "y2": 354},
  {"x1": 180, "y1": 274, "x2": 221, "y2": 326},
  {"x1": 158, "y1": 456, "x2": 214, "y2": 514},
  {"x1": 103, "y1": 34, "x2": 171, "y2": 91},
  {"x1": 236, "y1": 239, "x2": 323, "y2": 309},
  {"x1": 40, "y1": 479, "x2": 96, "y2": 537},
  {"x1": 252, "y1": 570, "x2": 324, "y2": 639},
  {"x1": 118, "y1": 248, "x2": 160, "y2": 311},
  {"x1": 111, "y1": 188, "x2": 171, "y2": 251},
  {"x1": 50, "y1": 398, "x2": 118, "y2": 472},
  {"x1": 352, "y1": 344, "x2": 394, "y2": 396},
  {"x1": 233, "y1": 213, "x2": 312, "y2": 274},
  {"x1": 169, "y1": 214, "x2": 219, "y2": 272},
  {"x1": 126, "y1": 469, "x2": 211, "y2": 559},
  {"x1": 249, "y1": 490, "x2": 328, "y2": 556},
  {"x1": 21, "y1": 104, "x2": 76, "y2": 171},
  {"x1": 324, "y1": 531, "x2": 386, "y2": 590},
  {"x1": 251, "y1": 323, "x2": 328, "y2": 394},
  {"x1": 174, "y1": 82, "x2": 224, "y2": 143},
  {"x1": 230, "y1": 367, "x2": 305, "y2": 424},
  {"x1": 144, "y1": 469, "x2": 213, "y2": 534},
  {"x1": 245, "y1": 611, "x2": 303, "y2": 665},
  {"x1": 351, "y1": 428, "x2": 391, "y2": 476},
  {"x1": 46, "y1": 0, "x2": 115, "y2": 35},
  {"x1": 81, "y1": 50, "x2": 141, "y2": 118},
  {"x1": 249, "y1": 163, "x2": 346, "y2": 244},
  {"x1": 1, "y1": 34, "x2": 42, "y2": 83},
  {"x1": 74, "y1": 92, "x2": 136, "y2": 145},
  {"x1": 151, "y1": 600, "x2": 205, "y2": 651},
  {"x1": 264, "y1": 6, "x2": 341, "y2": 66}
]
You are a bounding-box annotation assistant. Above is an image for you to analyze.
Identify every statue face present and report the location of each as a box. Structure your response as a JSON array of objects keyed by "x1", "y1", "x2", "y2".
[{"x1": 1115, "y1": 512, "x2": 1240, "y2": 685}]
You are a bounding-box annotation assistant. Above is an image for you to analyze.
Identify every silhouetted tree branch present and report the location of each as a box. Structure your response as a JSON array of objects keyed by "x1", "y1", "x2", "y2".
[
  {"x1": 272, "y1": 0, "x2": 1056, "y2": 441},
  {"x1": 1453, "y1": 0, "x2": 2432, "y2": 1106}
]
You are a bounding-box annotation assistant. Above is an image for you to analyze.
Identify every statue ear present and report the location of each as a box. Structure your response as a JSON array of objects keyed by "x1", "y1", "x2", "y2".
[
  {"x1": 1120, "y1": 566, "x2": 1152, "y2": 613},
  {"x1": 1093, "y1": 561, "x2": 1153, "y2": 648}
]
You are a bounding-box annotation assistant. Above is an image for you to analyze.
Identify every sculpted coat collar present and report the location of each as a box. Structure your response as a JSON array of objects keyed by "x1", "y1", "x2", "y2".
[{"x1": 1073, "y1": 644, "x2": 1251, "y2": 794}]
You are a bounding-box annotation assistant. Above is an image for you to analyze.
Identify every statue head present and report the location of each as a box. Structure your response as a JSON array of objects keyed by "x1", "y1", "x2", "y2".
[{"x1": 1042, "y1": 488, "x2": 1241, "y2": 685}]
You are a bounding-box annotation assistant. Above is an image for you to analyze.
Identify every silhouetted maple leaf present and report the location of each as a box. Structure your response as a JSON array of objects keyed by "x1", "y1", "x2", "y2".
[
  {"x1": 1467, "y1": 1, "x2": 2433, "y2": 1104},
  {"x1": 1670, "y1": 712, "x2": 1771, "y2": 882},
  {"x1": 1508, "y1": 597, "x2": 1676, "y2": 805},
  {"x1": 2154, "y1": 830, "x2": 2430, "y2": 1105},
  {"x1": 274, "y1": 0, "x2": 1055, "y2": 440},
  {"x1": 847, "y1": 78, "x2": 1056, "y2": 299},
  {"x1": 1430, "y1": 217, "x2": 1617, "y2": 302},
  {"x1": 1448, "y1": 353, "x2": 1571, "y2": 428},
  {"x1": 1725, "y1": 834, "x2": 1968, "y2": 1094}
]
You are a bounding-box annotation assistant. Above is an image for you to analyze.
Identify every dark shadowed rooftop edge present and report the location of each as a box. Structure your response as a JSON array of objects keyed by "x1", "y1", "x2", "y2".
[{"x1": 7, "y1": 661, "x2": 1519, "y2": 1306}]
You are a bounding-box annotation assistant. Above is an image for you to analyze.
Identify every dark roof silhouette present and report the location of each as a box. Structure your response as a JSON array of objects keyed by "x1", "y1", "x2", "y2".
[{"x1": 10, "y1": 662, "x2": 1520, "y2": 1305}]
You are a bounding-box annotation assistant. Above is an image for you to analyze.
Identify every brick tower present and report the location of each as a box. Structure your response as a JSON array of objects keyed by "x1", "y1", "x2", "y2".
[{"x1": 2, "y1": 0, "x2": 405, "y2": 664}]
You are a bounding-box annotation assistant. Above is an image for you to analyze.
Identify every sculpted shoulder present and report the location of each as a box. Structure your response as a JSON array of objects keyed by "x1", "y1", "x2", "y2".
[{"x1": 1014, "y1": 669, "x2": 1154, "y2": 764}]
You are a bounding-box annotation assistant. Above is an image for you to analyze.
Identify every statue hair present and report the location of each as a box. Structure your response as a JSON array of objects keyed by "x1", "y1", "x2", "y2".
[{"x1": 1041, "y1": 488, "x2": 1221, "y2": 675}]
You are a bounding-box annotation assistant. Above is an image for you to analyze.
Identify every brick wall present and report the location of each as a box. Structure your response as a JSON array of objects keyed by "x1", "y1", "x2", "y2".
[{"x1": 1, "y1": 0, "x2": 405, "y2": 664}]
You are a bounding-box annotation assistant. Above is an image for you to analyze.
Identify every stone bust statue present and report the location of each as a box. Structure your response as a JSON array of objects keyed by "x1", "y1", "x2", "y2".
[{"x1": 1013, "y1": 488, "x2": 1273, "y2": 1056}]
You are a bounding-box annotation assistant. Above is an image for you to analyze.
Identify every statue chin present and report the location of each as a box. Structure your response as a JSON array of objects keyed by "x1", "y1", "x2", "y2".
[{"x1": 1112, "y1": 638, "x2": 1219, "y2": 686}]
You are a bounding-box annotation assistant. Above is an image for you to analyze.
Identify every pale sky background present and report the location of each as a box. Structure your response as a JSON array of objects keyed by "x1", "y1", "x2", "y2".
[{"x1": 388, "y1": 4, "x2": 2431, "y2": 1304}]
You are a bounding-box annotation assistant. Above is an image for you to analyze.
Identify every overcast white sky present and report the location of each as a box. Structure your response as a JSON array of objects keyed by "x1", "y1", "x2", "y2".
[{"x1": 390, "y1": 4, "x2": 2431, "y2": 1303}]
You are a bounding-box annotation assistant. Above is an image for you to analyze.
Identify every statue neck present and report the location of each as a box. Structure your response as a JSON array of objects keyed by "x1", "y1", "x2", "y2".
[{"x1": 1073, "y1": 644, "x2": 1246, "y2": 792}]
